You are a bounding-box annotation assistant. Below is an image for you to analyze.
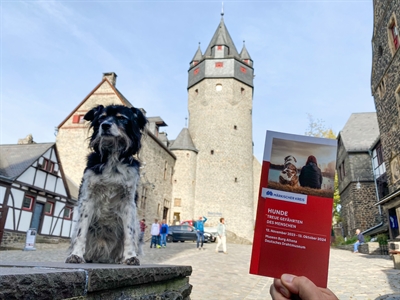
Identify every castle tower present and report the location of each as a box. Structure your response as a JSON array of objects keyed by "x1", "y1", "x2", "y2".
[{"x1": 186, "y1": 15, "x2": 255, "y2": 241}]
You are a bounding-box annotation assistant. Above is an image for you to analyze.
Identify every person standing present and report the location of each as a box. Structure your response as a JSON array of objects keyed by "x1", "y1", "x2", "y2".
[
  {"x1": 215, "y1": 217, "x2": 227, "y2": 254},
  {"x1": 150, "y1": 219, "x2": 160, "y2": 248},
  {"x1": 194, "y1": 216, "x2": 207, "y2": 250},
  {"x1": 353, "y1": 229, "x2": 364, "y2": 253},
  {"x1": 160, "y1": 219, "x2": 169, "y2": 248},
  {"x1": 139, "y1": 219, "x2": 147, "y2": 244},
  {"x1": 299, "y1": 155, "x2": 323, "y2": 189}
]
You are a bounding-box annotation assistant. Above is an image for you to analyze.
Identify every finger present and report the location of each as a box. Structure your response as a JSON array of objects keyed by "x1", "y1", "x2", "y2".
[
  {"x1": 270, "y1": 281, "x2": 291, "y2": 300},
  {"x1": 280, "y1": 274, "x2": 318, "y2": 299}
]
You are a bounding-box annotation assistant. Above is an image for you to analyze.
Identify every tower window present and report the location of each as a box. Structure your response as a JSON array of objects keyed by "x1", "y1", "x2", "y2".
[
  {"x1": 241, "y1": 87, "x2": 245, "y2": 94},
  {"x1": 216, "y1": 84, "x2": 222, "y2": 92},
  {"x1": 217, "y1": 45, "x2": 222, "y2": 50},
  {"x1": 195, "y1": 89, "x2": 198, "y2": 95},
  {"x1": 235, "y1": 177, "x2": 238, "y2": 182},
  {"x1": 240, "y1": 66, "x2": 247, "y2": 73},
  {"x1": 194, "y1": 68, "x2": 200, "y2": 75},
  {"x1": 215, "y1": 62, "x2": 223, "y2": 68},
  {"x1": 244, "y1": 59, "x2": 249, "y2": 64},
  {"x1": 234, "y1": 125, "x2": 237, "y2": 130},
  {"x1": 211, "y1": 150, "x2": 214, "y2": 155},
  {"x1": 388, "y1": 14, "x2": 400, "y2": 55}
]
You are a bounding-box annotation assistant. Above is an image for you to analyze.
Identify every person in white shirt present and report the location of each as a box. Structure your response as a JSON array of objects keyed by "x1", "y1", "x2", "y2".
[
  {"x1": 215, "y1": 217, "x2": 227, "y2": 254},
  {"x1": 150, "y1": 219, "x2": 160, "y2": 248}
]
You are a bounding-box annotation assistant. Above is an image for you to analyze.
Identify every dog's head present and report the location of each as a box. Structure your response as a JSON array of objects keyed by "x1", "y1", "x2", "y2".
[
  {"x1": 84, "y1": 105, "x2": 147, "y2": 157},
  {"x1": 283, "y1": 155, "x2": 297, "y2": 167}
]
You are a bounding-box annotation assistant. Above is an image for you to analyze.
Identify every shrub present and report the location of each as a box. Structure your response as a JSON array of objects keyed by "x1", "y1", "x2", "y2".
[
  {"x1": 376, "y1": 234, "x2": 388, "y2": 245},
  {"x1": 333, "y1": 236, "x2": 345, "y2": 246}
]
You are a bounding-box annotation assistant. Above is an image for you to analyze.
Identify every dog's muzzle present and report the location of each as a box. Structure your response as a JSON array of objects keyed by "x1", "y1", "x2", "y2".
[{"x1": 100, "y1": 121, "x2": 120, "y2": 136}]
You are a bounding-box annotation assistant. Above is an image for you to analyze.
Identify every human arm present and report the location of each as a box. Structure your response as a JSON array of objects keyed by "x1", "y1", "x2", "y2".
[
  {"x1": 203, "y1": 216, "x2": 207, "y2": 223},
  {"x1": 270, "y1": 274, "x2": 338, "y2": 300}
]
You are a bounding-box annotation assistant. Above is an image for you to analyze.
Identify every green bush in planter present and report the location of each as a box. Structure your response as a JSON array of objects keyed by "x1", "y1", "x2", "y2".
[{"x1": 376, "y1": 234, "x2": 388, "y2": 245}]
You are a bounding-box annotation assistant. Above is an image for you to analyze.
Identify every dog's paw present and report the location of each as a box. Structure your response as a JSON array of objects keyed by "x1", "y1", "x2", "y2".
[
  {"x1": 124, "y1": 257, "x2": 140, "y2": 265},
  {"x1": 65, "y1": 254, "x2": 86, "y2": 264}
]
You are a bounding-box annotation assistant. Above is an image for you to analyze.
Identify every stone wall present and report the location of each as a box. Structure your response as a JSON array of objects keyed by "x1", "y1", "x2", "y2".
[
  {"x1": 187, "y1": 78, "x2": 255, "y2": 241},
  {"x1": 0, "y1": 262, "x2": 192, "y2": 300},
  {"x1": 137, "y1": 131, "x2": 176, "y2": 227},
  {"x1": 371, "y1": 2, "x2": 400, "y2": 194},
  {"x1": 340, "y1": 182, "x2": 380, "y2": 237},
  {"x1": 55, "y1": 75, "x2": 176, "y2": 240},
  {"x1": 170, "y1": 149, "x2": 197, "y2": 223}
]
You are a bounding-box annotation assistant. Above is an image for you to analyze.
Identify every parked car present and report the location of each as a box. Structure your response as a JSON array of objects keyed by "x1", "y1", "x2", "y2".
[
  {"x1": 180, "y1": 220, "x2": 195, "y2": 226},
  {"x1": 167, "y1": 225, "x2": 214, "y2": 243}
]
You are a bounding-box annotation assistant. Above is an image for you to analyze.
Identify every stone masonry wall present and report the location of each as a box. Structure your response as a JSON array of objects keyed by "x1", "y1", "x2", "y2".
[
  {"x1": 188, "y1": 78, "x2": 254, "y2": 241},
  {"x1": 137, "y1": 132, "x2": 176, "y2": 228},
  {"x1": 371, "y1": 2, "x2": 400, "y2": 194},
  {"x1": 340, "y1": 182, "x2": 380, "y2": 237},
  {"x1": 56, "y1": 77, "x2": 176, "y2": 240},
  {"x1": 171, "y1": 149, "x2": 197, "y2": 223}
]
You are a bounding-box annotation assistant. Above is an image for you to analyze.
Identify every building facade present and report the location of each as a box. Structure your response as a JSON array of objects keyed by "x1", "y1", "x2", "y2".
[
  {"x1": 0, "y1": 142, "x2": 76, "y2": 245},
  {"x1": 55, "y1": 73, "x2": 176, "y2": 240},
  {"x1": 371, "y1": 0, "x2": 400, "y2": 240},
  {"x1": 170, "y1": 15, "x2": 260, "y2": 242}
]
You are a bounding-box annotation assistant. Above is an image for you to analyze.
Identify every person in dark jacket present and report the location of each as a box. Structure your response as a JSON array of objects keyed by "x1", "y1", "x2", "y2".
[{"x1": 299, "y1": 155, "x2": 323, "y2": 189}]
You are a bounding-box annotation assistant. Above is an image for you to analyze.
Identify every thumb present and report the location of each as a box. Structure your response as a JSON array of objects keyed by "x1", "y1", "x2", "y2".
[{"x1": 280, "y1": 274, "x2": 319, "y2": 299}]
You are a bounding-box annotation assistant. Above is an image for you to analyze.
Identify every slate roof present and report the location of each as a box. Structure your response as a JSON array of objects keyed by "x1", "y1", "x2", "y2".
[
  {"x1": 203, "y1": 16, "x2": 240, "y2": 58},
  {"x1": 339, "y1": 112, "x2": 380, "y2": 151},
  {"x1": 240, "y1": 43, "x2": 252, "y2": 60},
  {"x1": 191, "y1": 44, "x2": 203, "y2": 62},
  {"x1": 169, "y1": 128, "x2": 198, "y2": 152},
  {"x1": 0, "y1": 143, "x2": 54, "y2": 181}
]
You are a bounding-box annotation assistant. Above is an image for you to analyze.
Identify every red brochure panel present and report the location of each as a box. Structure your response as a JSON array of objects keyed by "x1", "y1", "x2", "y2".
[{"x1": 250, "y1": 131, "x2": 337, "y2": 288}]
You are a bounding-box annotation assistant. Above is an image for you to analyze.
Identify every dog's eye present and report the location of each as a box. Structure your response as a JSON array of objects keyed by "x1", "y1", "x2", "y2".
[
  {"x1": 98, "y1": 116, "x2": 106, "y2": 122},
  {"x1": 117, "y1": 115, "x2": 128, "y2": 121}
]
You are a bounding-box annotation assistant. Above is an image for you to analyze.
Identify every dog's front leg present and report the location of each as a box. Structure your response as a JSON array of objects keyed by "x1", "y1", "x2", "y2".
[
  {"x1": 66, "y1": 199, "x2": 93, "y2": 263},
  {"x1": 121, "y1": 202, "x2": 140, "y2": 265}
]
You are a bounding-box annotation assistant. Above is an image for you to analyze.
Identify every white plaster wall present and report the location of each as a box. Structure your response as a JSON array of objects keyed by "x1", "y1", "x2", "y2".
[
  {"x1": 18, "y1": 210, "x2": 32, "y2": 231},
  {"x1": 10, "y1": 188, "x2": 25, "y2": 208},
  {"x1": 45, "y1": 174, "x2": 57, "y2": 192},
  {"x1": 0, "y1": 186, "x2": 6, "y2": 204},
  {"x1": 41, "y1": 216, "x2": 52, "y2": 234},
  {"x1": 34, "y1": 170, "x2": 46, "y2": 189},
  {"x1": 55, "y1": 178, "x2": 67, "y2": 196},
  {"x1": 62, "y1": 220, "x2": 72, "y2": 237},
  {"x1": 17, "y1": 167, "x2": 35, "y2": 186}
]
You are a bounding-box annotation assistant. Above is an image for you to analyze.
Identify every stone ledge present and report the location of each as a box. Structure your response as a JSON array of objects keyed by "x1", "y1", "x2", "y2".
[{"x1": 0, "y1": 262, "x2": 192, "y2": 300}]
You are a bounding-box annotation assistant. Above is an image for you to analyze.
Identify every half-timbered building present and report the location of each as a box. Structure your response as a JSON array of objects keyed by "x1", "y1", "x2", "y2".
[{"x1": 0, "y1": 143, "x2": 77, "y2": 245}]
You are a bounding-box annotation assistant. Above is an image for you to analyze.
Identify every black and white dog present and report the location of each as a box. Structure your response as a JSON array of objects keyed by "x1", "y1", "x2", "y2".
[
  {"x1": 65, "y1": 104, "x2": 147, "y2": 265},
  {"x1": 279, "y1": 155, "x2": 299, "y2": 187}
]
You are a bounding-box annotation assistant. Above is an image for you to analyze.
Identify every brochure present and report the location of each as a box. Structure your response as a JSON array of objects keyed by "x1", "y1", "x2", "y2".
[{"x1": 250, "y1": 131, "x2": 337, "y2": 288}]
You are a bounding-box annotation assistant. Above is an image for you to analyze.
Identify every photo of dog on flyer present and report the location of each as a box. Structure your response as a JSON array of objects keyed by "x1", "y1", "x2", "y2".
[{"x1": 267, "y1": 137, "x2": 336, "y2": 198}]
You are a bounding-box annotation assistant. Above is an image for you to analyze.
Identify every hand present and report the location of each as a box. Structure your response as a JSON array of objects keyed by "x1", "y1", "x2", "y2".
[{"x1": 270, "y1": 274, "x2": 338, "y2": 300}]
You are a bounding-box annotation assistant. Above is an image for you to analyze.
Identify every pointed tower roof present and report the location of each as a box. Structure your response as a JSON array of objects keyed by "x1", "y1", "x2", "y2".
[
  {"x1": 240, "y1": 41, "x2": 252, "y2": 60},
  {"x1": 191, "y1": 43, "x2": 203, "y2": 62},
  {"x1": 203, "y1": 16, "x2": 239, "y2": 58},
  {"x1": 169, "y1": 128, "x2": 198, "y2": 153}
]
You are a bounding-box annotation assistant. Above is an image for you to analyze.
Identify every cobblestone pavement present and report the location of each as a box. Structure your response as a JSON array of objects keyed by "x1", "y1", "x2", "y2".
[{"x1": 1, "y1": 242, "x2": 399, "y2": 300}]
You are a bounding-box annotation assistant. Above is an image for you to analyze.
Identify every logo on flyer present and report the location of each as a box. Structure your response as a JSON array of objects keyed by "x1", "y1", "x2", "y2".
[{"x1": 261, "y1": 188, "x2": 307, "y2": 205}]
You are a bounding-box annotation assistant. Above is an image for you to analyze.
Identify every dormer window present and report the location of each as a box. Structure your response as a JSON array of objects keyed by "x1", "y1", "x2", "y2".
[
  {"x1": 244, "y1": 59, "x2": 249, "y2": 64},
  {"x1": 72, "y1": 114, "x2": 85, "y2": 124}
]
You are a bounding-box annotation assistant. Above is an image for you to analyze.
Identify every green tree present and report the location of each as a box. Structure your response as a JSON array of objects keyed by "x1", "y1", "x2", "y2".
[{"x1": 305, "y1": 114, "x2": 341, "y2": 224}]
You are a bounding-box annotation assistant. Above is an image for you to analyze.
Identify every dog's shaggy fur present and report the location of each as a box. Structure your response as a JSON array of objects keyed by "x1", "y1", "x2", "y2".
[
  {"x1": 279, "y1": 155, "x2": 299, "y2": 186},
  {"x1": 65, "y1": 104, "x2": 147, "y2": 265}
]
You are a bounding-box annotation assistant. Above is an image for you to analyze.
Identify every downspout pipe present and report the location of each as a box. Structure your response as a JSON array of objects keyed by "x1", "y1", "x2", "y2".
[{"x1": 361, "y1": 149, "x2": 383, "y2": 236}]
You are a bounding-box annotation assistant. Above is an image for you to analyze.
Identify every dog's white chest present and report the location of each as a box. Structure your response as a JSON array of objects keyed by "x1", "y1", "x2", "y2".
[{"x1": 82, "y1": 162, "x2": 139, "y2": 204}]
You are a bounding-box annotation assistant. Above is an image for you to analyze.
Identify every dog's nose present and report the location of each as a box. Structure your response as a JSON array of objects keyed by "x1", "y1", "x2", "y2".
[{"x1": 101, "y1": 122, "x2": 111, "y2": 131}]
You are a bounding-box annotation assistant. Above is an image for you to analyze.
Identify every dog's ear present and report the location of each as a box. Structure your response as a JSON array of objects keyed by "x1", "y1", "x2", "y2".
[
  {"x1": 131, "y1": 107, "x2": 147, "y2": 131},
  {"x1": 293, "y1": 157, "x2": 297, "y2": 162},
  {"x1": 84, "y1": 105, "x2": 104, "y2": 121}
]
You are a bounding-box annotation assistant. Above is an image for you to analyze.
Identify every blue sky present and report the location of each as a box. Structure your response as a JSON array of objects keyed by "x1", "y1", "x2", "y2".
[{"x1": 1, "y1": 0, "x2": 375, "y2": 162}]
